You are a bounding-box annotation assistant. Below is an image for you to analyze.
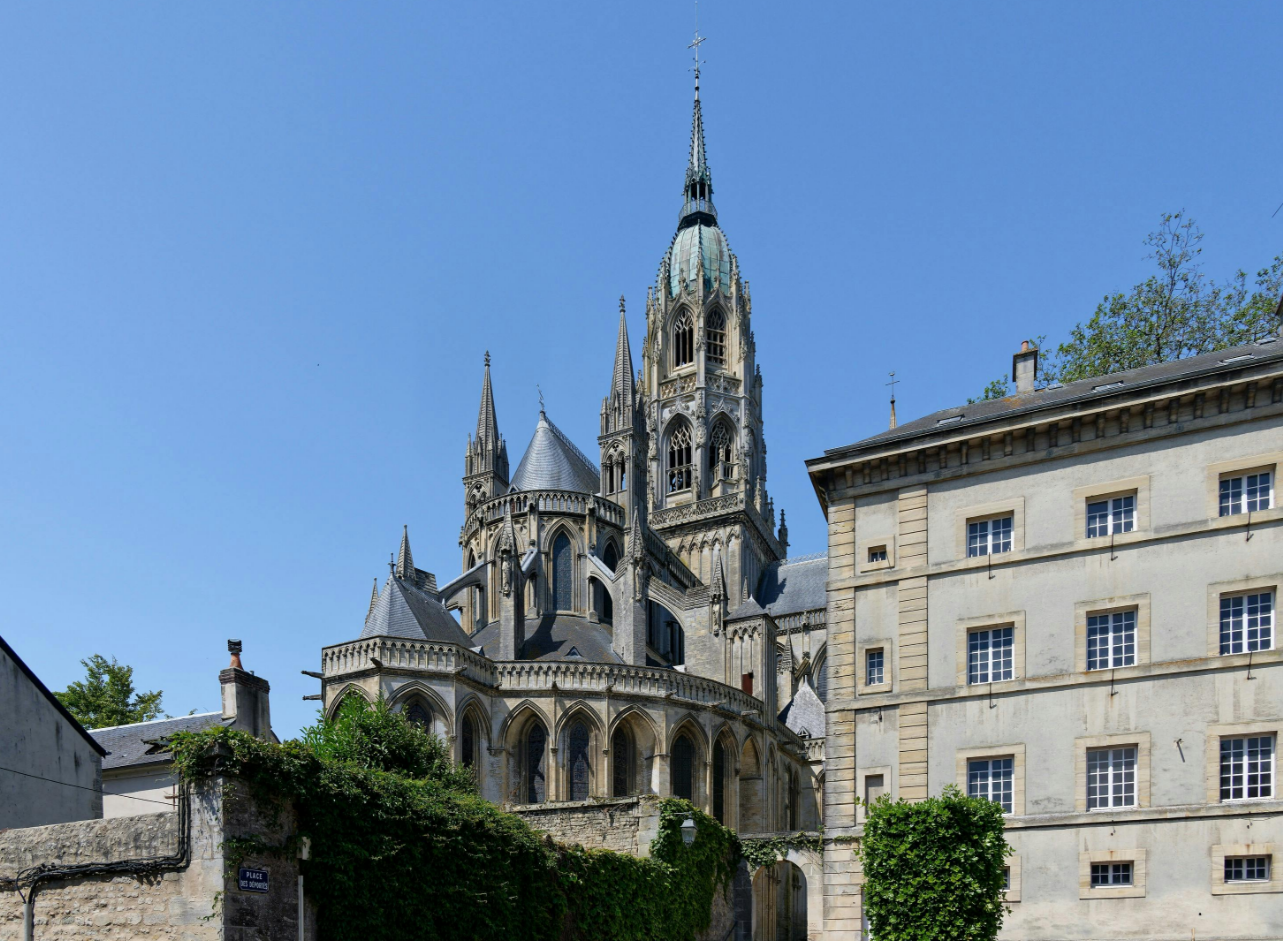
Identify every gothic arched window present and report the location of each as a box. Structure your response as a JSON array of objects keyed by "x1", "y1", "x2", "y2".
[
  {"x1": 461, "y1": 713, "x2": 477, "y2": 768},
  {"x1": 712, "y1": 740, "x2": 726, "y2": 823},
  {"x1": 706, "y1": 309, "x2": 726, "y2": 366},
  {"x1": 812, "y1": 652, "x2": 828, "y2": 703},
  {"x1": 667, "y1": 424, "x2": 692, "y2": 493},
  {"x1": 405, "y1": 700, "x2": 430, "y2": 728},
  {"x1": 552, "y1": 533, "x2": 573, "y2": 611},
  {"x1": 602, "y1": 542, "x2": 619, "y2": 573},
  {"x1": 567, "y1": 721, "x2": 591, "y2": 801},
  {"x1": 611, "y1": 727, "x2": 632, "y2": 797},
  {"x1": 526, "y1": 724, "x2": 547, "y2": 803},
  {"x1": 672, "y1": 733, "x2": 695, "y2": 801},
  {"x1": 708, "y1": 422, "x2": 735, "y2": 481},
  {"x1": 673, "y1": 311, "x2": 694, "y2": 368}
]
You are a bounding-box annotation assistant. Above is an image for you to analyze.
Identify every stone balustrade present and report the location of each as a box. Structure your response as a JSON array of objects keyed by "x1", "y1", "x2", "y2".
[
  {"x1": 321, "y1": 638, "x2": 498, "y2": 687},
  {"x1": 494, "y1": 660, "x2": 761, "y2": 715},
  {"x1": 464, "y1": 489, "x2": 627, "y2": 542}
]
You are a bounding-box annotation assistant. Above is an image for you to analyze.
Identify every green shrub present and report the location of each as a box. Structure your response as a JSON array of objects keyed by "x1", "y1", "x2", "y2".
[{"x1": 860, "y1": 786, "x2": 1010, "y2": 941}]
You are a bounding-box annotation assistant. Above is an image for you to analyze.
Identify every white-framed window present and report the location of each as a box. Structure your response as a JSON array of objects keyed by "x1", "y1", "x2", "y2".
[
  {"x1": 1086, "y1": 495, "x2": 1135, "y2": 537},
  {"x1": 1087, "y1": 610, "x2": 1137, "y2": 670},
  {"x1": 967, "y1": 516, "x2": 1013, "y2": 557},
  {"x1": 1220, "y1": 735, "x2": 1275, "y2": 801},
  {"x1": 1225, "y1": 856, "x2": 1271, "y2": 883},
  {"x1": 1220, "y1": 592, "x2": 1275, "y2": 654},
  {"x1": 967, "y1": 757, "x2": 1014, "y2": 813},
  {"x1": 1086, "y1": 746, "x2": 1136, "y2": 809},
  {"x1": 967, "y1": 627, "x2": 1014, "y2": 684},
  {"x1": 1090, "y1": 862, "x2": 1133, "y2": 887},
  {"x1": 865, "y1": 649, "x2": 884, "y2": 687},
  {"x1": 1220, "y1": 471, "x2": 1274, "y2": 517},
  {"x1": 868, "y1": 545, "x2": 888, "y2": 564}
]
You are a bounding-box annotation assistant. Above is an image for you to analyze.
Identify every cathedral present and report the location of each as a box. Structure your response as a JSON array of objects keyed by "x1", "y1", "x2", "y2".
[{"x1": 318, "y1": 63, "x2": 827, "y2": 843}]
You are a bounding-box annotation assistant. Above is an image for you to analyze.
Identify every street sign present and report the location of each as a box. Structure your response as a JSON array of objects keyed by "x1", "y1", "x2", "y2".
[{"x1": 238, "y1": 867, "x2": 269, "y2": 893}]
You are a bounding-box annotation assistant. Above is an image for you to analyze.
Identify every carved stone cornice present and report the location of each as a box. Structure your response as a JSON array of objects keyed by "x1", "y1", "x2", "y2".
[{"x1": 649, "y1": 491, "x2": 783, "y2": 558}]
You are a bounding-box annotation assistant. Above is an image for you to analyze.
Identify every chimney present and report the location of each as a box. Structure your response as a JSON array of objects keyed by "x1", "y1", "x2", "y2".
[
  {"x1": 220, "y1": 639, "x2": 272, "y2": 739},
  {"x1": 1012, "y1": 340, "x2": 1039, "y2": 394}
]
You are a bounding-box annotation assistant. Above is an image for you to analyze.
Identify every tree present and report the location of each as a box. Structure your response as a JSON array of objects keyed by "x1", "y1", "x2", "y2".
[
  {"x1": 861, "y1": 786, "x2": 1010, "y2": 941},
  {"x1": 56, "y1": 654, "x2": 165, "y2": 729},
  {"x1": 970, "y1": 213, "x2": 1282, "y2": 398}
]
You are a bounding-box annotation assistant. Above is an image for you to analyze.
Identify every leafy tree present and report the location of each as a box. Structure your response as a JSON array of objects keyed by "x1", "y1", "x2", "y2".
[
  {"x1": 970, "y1": 212, "x2": 1282, "y2": 398},
  {"x1": 861, "y1": 786, "x2": 1010, "y2": 941},
  {"x1": 300, "y1": 692, "x2": 474, "y2": 789},
  {"x1": 55, "y1": 654, "x2": 165, "y2": 728}
]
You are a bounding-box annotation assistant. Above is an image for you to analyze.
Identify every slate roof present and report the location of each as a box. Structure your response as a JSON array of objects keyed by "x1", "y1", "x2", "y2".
[
  {"x1": 778, "y1": 677, "x2": 825, "y2": 740},
  {"x1": 727, "y1": 553, "x2": 828, "y2": 621},
  {"x1": 820, "y1": 334, "x2": 1283, "y2": 459},
  {"x1": 92, "y1": 712, "x2": 225, "y2": 770},
  {"x1": 510, "y1": 412, "x2": 601, "y2": 494},
  {"x1": 0, "y1": 633, "x2": 106, "y2": 756},
  {"x1": 471, "y1": 614, "x2": 622, "y2": 663},
  {"x1": 361, "y1": 574, "x2": 475, "y2": 645}
]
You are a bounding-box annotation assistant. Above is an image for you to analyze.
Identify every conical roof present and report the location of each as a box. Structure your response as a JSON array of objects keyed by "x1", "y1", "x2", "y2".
[
  {"x1": 510, "y1": 411, "x2": 600, "y2": 494},
  {"x1": 779, "y1": 676, "x2": 826, "y2": 740},
  {"x1": 361, "y1": 573, "x2": 473, "y2": 645}
]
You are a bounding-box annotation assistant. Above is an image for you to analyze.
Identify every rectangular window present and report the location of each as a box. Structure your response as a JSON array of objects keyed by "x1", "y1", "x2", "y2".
[
  {"x1": 1220, "y1": 592, "x2": 1275, "y2": 654},
  {"x1": 967, "y1": 627, "x2": 1014, "y2": 684},
  {"x1": 967, "y1": 757, "x2": 1014, "y2": 813},
  {"x1": 1086, "y1": 610, "x2": 1137, "y2": 670},
  {"x1": 1090, "y1": 862, "x2": 1133, "y2": 887},
  {"x1": 1220, "y1": 471, "x2": 1274, "y2": 517},
  {"x1": 1003, "y1": 867, "x2": 1011, "y2": 890},
  {"x1": 865, "y1": 649, "x2": 885, "y2": 687},
  {"x1": 967, "y1": 516, "x2": 1013, "y2": 557},
  {"x1": 1086, "y1": 746, "x2": 1136, "y2": 809},
  {"x1": 864, "y1": 774, "x2": 885, "y2": 807},
  {"x1": 1224, "y1": 856, "x2": 1271, "y2": 882},
  {"x1": 1086, "y1": 495, "x2": 1135, "y2": 537},
  {"x1": 1220, "y1": 735, "x2": 1275, "y2": 801},
  {"x1": 867, "y1": 545, "x2": 888, "y2": 564}
]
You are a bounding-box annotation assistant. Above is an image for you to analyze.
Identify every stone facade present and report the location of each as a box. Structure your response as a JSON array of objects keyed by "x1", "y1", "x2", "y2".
[{"x1": 807, "y1": 337, "x2": 1283, "y2": 939}]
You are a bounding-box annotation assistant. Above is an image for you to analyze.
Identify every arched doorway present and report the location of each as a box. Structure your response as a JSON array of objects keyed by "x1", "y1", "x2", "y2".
[
  {"x1": 672, "y1": 733, "x2": 695, "y2": 801},
  {"x1": 751, "y1": 861, "x2": 808, "y2": 941}
]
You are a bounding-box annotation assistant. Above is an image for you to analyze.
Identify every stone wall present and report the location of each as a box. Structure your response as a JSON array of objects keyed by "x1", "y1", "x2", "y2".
[
  {"x1": 510, "y1": 796, "x2": 653, "y2": 855},
  {"x1": 0, "y1": 780, "x2": 314, "y2": 941}
]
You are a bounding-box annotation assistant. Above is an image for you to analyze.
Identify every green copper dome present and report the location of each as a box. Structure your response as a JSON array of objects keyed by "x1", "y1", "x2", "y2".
[{"x1": 667, "y1": 222, "x2": 732, "y2": 297}]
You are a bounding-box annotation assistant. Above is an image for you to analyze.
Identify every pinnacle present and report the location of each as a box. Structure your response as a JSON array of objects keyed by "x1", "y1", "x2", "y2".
[
  {"x1": 476, "y1": 352, "x2": 500, "y2": 448},
  {"x1": 395, "y1": 525, "x2": 414, "y2": 579},
  {"x1": 610, "y1": 298, "x2": 635, "y2": 409}
]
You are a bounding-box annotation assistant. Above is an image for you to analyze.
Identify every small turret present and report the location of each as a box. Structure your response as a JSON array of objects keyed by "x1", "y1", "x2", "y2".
[{"x1": 464, "y1": 352, "x2": 510, "y2": 515}]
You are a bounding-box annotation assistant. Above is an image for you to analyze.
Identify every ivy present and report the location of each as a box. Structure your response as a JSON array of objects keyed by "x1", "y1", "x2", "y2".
[
  {"x1": 860, "y1": 786, "x2": 1010, "y2": 941},
  {"x1": 171, "y1": 699, "x2": 738, "y2": 941},
  {"x1": 737, "y1": 832, "x2": 823, "y2": 871}
]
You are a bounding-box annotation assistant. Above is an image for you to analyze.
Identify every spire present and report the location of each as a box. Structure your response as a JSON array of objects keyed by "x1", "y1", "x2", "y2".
[
  {"x1": 476, "y1": 352, "x2": 500, "y2": 449},
  {"x1": 679, "y1": 28, "x2": 716, "y2": 229},
  {"x1": 395, "y1": 525, "x2": 414, "y2": 579},
  {"x1": 367, "y1": 578, "x2": 379, "y2": 618},
  {"x1": 611, "y1": 296, "x2": 635, "y2": 409},
  {"x1": 777, "y1": 510, "x2": 789, "y2": 556}
]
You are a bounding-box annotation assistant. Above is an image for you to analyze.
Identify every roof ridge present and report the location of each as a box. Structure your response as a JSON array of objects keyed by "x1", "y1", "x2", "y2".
[{"x1": 90, "y1": 710, "x2": 222, "y2": 733}]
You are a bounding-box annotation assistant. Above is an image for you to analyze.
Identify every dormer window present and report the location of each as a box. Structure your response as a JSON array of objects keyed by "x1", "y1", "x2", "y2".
[
  {"x1": 706, "y1": 309, "x2": 726, "y2": 366},
  {"x1": 673, "y1": 311, "x2": 694, "y2": 368}
]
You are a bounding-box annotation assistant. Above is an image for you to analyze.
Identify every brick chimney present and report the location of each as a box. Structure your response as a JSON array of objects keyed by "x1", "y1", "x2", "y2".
[
  {"x1": 220, "y1": 639, "x2": 272, "y2": 739},
  {"x1": 1012, "y1": 340, "x2": 1039, "y2": 394}
]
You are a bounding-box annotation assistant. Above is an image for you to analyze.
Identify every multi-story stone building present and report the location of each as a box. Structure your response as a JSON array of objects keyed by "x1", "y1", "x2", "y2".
[{"x1": 807, "y1": 336, "x2": 1283, "y2": 939}]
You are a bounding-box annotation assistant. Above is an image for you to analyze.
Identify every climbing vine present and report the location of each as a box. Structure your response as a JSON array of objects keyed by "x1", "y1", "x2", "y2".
[
  {"x1": 737, "y1": 832, "x2": 823, "y2": 870},
  {"x1": 171, "y1": 697, "x2": 739, "y2": 941}
]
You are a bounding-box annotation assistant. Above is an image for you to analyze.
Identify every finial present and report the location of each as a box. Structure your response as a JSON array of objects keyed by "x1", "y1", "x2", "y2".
[
  {"x1": 619, "y1": 294, "x2": 626, "y2": 315},
  {"x1": 484, "y1": 350, "x2": 490, "y2": 367},
  {"x1": 688, "y1": 1, "x2": 706, "y2": 99},
  {"x1": 887, "y1": 372, "x2": 899, "y2": 430},
  {"x1": 537, "y1": 384, "x2": 545, "y2": 415}
]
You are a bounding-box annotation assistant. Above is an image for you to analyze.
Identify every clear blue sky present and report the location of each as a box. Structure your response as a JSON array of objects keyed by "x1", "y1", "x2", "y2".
[{"x1": 2, "y1": 3, "x2": 1280, "y2": 738}]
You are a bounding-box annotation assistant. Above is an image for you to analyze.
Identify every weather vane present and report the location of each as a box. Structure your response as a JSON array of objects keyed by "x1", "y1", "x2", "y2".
[{"x1": 537, "y1": 384, "x2": 545, "y2": 414}]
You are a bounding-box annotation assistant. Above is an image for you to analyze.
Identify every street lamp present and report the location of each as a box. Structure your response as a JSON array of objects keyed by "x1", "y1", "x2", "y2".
[{"x1": 681, "y1": 816, "x2": 697, "y2": 846}]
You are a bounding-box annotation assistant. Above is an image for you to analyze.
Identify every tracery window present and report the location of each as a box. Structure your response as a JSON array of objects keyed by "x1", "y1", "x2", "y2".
[
  {"x1": 612, "y1": 727, "x2": 632, "y2": 797},
  {"x1": 568, "y1": 721, "x2": 591, "y2": 801},
  {"x1": 706, "y1": 309, "x2": 726, "y2": 366},
  {"x1": 673, "y1": 311, "x2": 694, "y2": 368},
  {"x1": 667, "y1": 425, "x2": 693, "y2": 493},
  {"x1": 526, "y1": 724, "x2": 547, "y2": 803},
  {"x1": 708, "y1": 423, "x2": 735, "y2": 480},
  {"x1": 552, "y1": 533, "x2": 573, "y2": 611},
  {"x1": 672, "y1": 733, "x2": 695, "y2": 801},
  {"x1": 404, "y1": 700, "x2": 430, "y2": 728}
]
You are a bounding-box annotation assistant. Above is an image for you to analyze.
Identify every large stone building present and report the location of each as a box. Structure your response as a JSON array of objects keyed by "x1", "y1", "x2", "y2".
[{"x1": 807, "y1": 336, "x2": 1283, "y2": 938}]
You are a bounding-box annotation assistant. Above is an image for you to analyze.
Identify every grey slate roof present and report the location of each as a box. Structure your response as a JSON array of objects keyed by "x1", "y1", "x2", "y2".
[
  {"x1": 510, "y1": 412, "x2": 601, "y2": 494},
  {"x1": 731, "y1": 553, "x2": 828, "y2": 621},
  {"x1": 92, "y1": 712, "x2": 225, "y2": 770},
  {"x1": 824, "y1": 335, "x2": 1283, "y2": 458},
  {"x1": 778, "y1": 677, "x2": 825, "y2": 740},
  {"x1": 361, "y1": 574, "x2": 474, "y2": 645},
  {"x1": 471, "y1": 614, "x2": 622, "y2": 663}
]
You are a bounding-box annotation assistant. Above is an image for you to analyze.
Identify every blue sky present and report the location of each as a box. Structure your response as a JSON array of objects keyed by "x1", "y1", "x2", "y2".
[{"x1": 2, "y1": 3, "x2": 1280, "y2": 737}]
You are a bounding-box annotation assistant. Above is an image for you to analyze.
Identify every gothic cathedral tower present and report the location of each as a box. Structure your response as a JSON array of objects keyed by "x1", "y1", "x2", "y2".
[{"x1": 642, "y1": 62, "x2": 786, "y2": 617}]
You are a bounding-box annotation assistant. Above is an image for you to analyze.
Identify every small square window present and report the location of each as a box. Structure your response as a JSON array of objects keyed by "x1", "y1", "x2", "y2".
[
  {"x1": 967, "y1": 627, "x2": 1014, "y2": 684},
  {"x1": 1086, "y1": 495, "x2": 1135, "y2": 537},
  {"x1": 967, "y1": 757, "x2": 1014, "y2": 813},
  {"x1": 1086, "y1": 746, "x2": 1136, "y2": 809},
  {"x1": 1220, "y1": 735, "x2": 1275, "y2": 801},
  {"x1": 867, "y1": 545, "x2": 888, "y2": 564},
  {"x1": 1090, "y1": 862, "x2": 1133, "y2": 887},
  {"x1": 1087, "y1": 610, "x2": 1137, "y2": 670},
  {"x1": 1225, "y1": 856, "x2": 1271, "y2": 882},
  {"x1": 1220, "y1": 592, "x2": 1275, "y2": 655},
  {"x1": 967, "y1": 515, "x2": 1013, "y2": 557},
  {"x1": 865, "y1": 649, "x2": 885, "y2": 687},
  {"x1": 1220, "y1": 471, "x2": 1274, "y2": 517}
]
